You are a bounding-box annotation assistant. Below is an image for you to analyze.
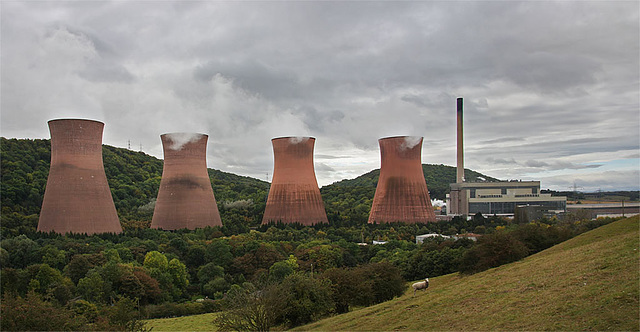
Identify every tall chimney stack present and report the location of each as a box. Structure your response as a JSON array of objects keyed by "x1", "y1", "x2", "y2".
[
  {"x1": 456, "y1": 97, "x2": 464, "y2": 183},
  {"x1": 38, "y1": 119, "x2": 122, "y2": 234}
]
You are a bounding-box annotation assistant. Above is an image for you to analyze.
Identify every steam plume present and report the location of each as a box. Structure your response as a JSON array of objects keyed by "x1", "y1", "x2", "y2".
[{"x1": 165, "y1": 133, "x2": 204, "y2": 150}]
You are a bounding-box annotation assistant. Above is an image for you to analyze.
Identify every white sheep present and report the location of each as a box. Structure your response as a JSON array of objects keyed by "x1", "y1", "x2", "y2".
[{"x1": 412, "y1": 278, "x2": 429, "y2": 296}]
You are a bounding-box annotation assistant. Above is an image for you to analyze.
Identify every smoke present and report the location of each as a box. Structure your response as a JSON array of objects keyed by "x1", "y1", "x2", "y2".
[
  {"x1": 165, "y1": 133, "x2": 203, "y2": 150},
  {"x1": 400, "y1": 136, "x2": 422, "y2": 151},
  {"x1": 431, "y1": 199, "x2": 445, "y2": 207},
  {"x1": 289, "y1": 136, "x2": 310, "y2": 145}
]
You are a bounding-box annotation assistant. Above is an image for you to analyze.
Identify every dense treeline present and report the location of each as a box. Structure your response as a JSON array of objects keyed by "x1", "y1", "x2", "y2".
[{"x1": 0, "y1": 137, "x2": 625, "y2": 330}]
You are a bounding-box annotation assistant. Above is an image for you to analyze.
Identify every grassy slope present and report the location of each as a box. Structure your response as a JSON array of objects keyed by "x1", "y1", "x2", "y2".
[
  {"x1": 298, "y1": 216, "x2": 640, "y2": 331},
  {"x1": 144, "y1": 313, "x2": 219, "y2": 331},
  {"x1": 142, "y1": 217, "x2": 639, "y2": 331}
]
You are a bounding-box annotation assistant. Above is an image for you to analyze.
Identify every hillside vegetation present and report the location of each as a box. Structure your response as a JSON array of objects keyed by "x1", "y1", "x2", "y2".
[
  {"x1": 1, "y1": 137, "x2": 497, "y2": 232},
  {"x1": 298, "y1": 216, "x2": 640, "y2": 331}
]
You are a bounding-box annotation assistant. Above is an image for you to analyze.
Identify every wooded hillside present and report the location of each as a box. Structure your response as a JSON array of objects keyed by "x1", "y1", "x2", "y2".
[{"x1": 1, "y1": 137, "x2": 496, "y2": 232}]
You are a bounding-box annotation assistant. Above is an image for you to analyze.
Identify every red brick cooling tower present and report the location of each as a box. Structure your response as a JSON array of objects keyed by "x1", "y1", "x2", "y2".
[
  {"x1": 368, "y1": 136, "x2": 436, "y2": 224},
  {"x1": 151, "y1": 133, "x2": 222, "y2": 230},
  {"x1": 38, "y1": 119, "x2": 122, "y2": 234},
  {"x1": 262, "y1": 137, "x2": 328, "y2": 225}
]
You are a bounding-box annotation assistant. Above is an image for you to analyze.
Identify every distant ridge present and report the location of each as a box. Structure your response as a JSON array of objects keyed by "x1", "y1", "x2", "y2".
[{"x1": 297, "y1": 216, "x2": 640, "y2": 331}]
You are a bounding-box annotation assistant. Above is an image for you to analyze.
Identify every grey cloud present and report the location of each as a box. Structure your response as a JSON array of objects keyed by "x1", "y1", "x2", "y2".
[
  {"x1": 480, "y1": 137, "x2": 526, "y2": 145},
  {"x1": 79, "y1": 62, "x2": 135, "y2": 83},
  {"x1": 315, "y1": 162, "x2": 336, "y2": 172},
  {"x1": 1, "y1": 1, "x2": 638, "y2": 190},
  {"x1": 523, "y1": 160, "x2": 602, "y2": 170},
  {"x1": 486, "y1": 157, "x2": 517, "y2": 165},
  {"x1": 194, "y1": 61, "x2": 301, "y2": 100},
  {"x1": 524, "y1": 160, "x2": 549, "y2": 168}
]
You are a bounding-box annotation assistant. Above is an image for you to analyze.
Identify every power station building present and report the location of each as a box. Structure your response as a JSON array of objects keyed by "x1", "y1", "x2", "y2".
[
  {"x1": 368, "y1": 136, "x2": 436, "y2": 224},
  {"x1": 447, "y1": 98, "x2": 566, "y2": 216},
  {"x1": 151, "y1": 133, "x2": 223, "y2": 230},
  {"x1": 262, "y1": 137, "x2": 328, "y2": 225},
  {"x1": 448, "y1": 181, "x2": 567, "y2": 216},
  {"x1": 38, "y1": 119, "x2": 122, "y2": 234}
]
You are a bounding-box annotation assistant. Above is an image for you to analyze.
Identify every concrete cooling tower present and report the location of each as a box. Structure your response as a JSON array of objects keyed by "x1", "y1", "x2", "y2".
[
  {"x1": 151, "y1": 133, "x2": 222, "y2": 230},
  {"x1": 368, "y1": 136, "x2": 436, "y2": 224},
  {"x1": 38, "y1": 119, "x2": 122, "y2": 234},
  {"x1": 262, "y1": 137, "x2": 328, "y2": 225}
]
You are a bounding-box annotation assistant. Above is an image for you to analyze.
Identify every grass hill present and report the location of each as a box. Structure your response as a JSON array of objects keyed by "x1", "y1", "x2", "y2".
[{"x1": 296, "y1": 215, "x2": 639, "y2": 331}]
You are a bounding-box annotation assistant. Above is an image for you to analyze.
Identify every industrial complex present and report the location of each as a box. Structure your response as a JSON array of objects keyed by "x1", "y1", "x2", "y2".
[
  {"x1": 446, "y1": 98, "x2": 567, "y2": 217},
  {"x1": 36, "y1": 97, "x2": 578, "y2": 232}
]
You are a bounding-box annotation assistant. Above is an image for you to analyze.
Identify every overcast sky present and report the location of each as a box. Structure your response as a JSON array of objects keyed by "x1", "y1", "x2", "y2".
[{"x1": 2, "y1": 1, "x2": 638, "y2": 192}]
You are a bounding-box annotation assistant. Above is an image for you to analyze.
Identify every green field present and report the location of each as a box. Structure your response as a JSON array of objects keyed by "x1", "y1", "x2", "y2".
[
  {"x1": 143, "y1": 216, "x2": 639, "y2": 331},
  {"x1": 144, "y1": 312, "x2": 218, "y2": 331}
]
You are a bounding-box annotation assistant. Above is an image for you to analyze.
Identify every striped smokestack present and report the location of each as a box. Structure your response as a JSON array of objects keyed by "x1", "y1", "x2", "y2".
[
  {"x1": 38, "y1": 119, "x2": 122, "y2": 234},
  {"x1": 262, "y1": 137, "x2": 328, "y2": 225},
  {"x1": 151, "y1": 133, "x2": 222, "y2": 230},
  {"x1": 457, "y1": 97, "x2": 464, "y2": 183}
]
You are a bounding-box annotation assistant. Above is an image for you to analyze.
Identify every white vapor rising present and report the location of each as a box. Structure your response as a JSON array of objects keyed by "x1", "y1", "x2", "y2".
[
  {"x1": 165, "y1": 133, "x2": 204, "y2": 151},
  {"x1": 288, "y1": 137, "x2": 311, "y2": 145},
  {"x1": 400, "y1": 136, "x2": 423, "y2": 151}
]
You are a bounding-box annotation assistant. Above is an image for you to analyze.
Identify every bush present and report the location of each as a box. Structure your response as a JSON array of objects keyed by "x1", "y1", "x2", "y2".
[
  {"x1": 276, "y1": 272, "x2": 334, "y2": 327},
  {"x1": 142, "y1": 300, "x2": 220, "y2": 319},
  {"x1": 214, "y1": 284, "x2": 284, "y2": 331},
  {"x1": 1, "y1": 291, "x2": 85, "y2": 331},
  {"x1": 321, "y1": 267, "x2": 372, "y2": 313},
  {"x1": 459, "y1": 231, "x2": 529, "y2": 274},
  {"x1": 359, "y1": 262, "x2": 407, "y2": 304}
]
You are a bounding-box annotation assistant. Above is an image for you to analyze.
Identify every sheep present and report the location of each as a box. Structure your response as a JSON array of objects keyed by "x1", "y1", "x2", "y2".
[{"x1": 412, "y1": 278, "x2": 429, "y2": 296}]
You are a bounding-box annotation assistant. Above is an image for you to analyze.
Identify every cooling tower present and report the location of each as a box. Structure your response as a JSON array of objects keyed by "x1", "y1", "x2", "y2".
[
  {"x1": 38, "y1": 119, "x2": 122, "y2": 234},
  {"x1": 262, "y1": 137, "x2": 328, "y2": 225},
  {"x1": 368, "y1": 136, "x2": 436, "y2": 224},
  {"x1": 151, "y1": 133, "x2": 222, "y2": 230}
]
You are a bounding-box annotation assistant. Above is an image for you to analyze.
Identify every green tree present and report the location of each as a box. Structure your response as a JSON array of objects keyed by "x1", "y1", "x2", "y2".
[
  {"x1": 214, "y1": 284, "x2": 285, "y2": 332},
  {"x1": 0, "y1": 235, "x2": 41, "y2": 268},
  {"x1": 321, "y1": 267, "x2": 372, "y2": 313},
  {"x1": 77, "y1": 269, "x2": 109, "y2": 303},
  {"x1": 203, "y1": 277, "x2": 229, "y2": 298},
  {"x1": 197, "y1": 263, "x2": 225, "y2": 284},
  {"x1": 268, "y1": 255, "x2": 299, "y2": 282},
  {"x1": 0, "y1": 291, "x2": 87, "y2": 331},
  {"x1": 276, "y1": 272, "x2": 334, "y2": 327},
  {"x1": 41, "y1": 245, "x2": 67, "y2": 270},
  {"x1": 459, "y1": 231, "x2": 530, "y2": 274},
  {"x1": 64, "y1": 254, "x2": 93, "y2": 285},
  {"x1": 168, "y1": 258, "x2": 189, "y2": 290},
  {"x1": 359, "y1": 262, "x2": 406, "y2": 304},
  {"x1": 143, "y1": 251, "x2": 168, "y2": 270}
]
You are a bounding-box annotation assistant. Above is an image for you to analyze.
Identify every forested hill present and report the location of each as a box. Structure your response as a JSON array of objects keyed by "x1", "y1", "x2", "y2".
[{"x1": 1, "y1": 137, "x2": 496, "y2": 232}]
